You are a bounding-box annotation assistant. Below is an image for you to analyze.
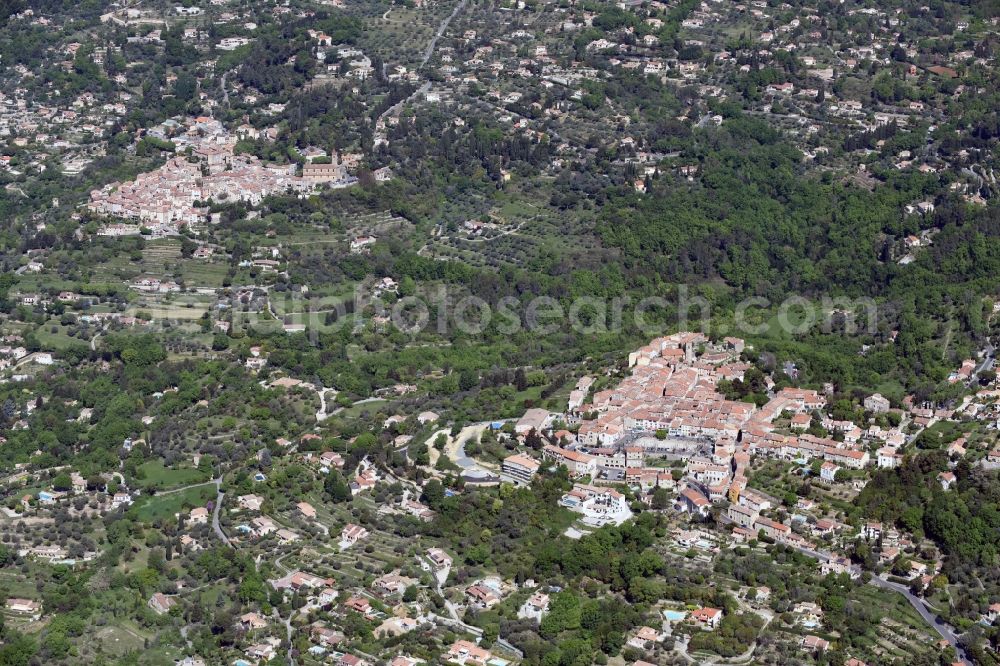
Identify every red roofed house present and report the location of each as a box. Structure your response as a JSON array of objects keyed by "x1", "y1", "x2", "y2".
[
  {"x1": 691, "y1": 607, "x2": 723, "y2": 629},
  {"x1": 446, "y1": 639, "x2": 492, "y2": 666},
  {"x1": 148, "y1": 593, "x2": 177, "y2": 615},
  {"x1": 677, "y1": 486, "x2": 711, "y2": 517},
  {"x1": 344, "y1": 595, "x2": 373, "y2": 616}
]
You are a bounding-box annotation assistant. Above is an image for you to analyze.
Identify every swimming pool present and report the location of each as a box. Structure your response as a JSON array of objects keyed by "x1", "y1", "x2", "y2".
[{"x1": 663, "y1": 610, "x2": 687, "y2": 621}]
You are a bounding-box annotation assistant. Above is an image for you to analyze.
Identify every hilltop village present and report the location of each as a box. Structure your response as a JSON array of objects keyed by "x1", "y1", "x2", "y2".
[
  {"x1": 85, "y1": 116, "x2": 377, "y2": 237},
  {"x1": 3, "y1": 325, "x2": 999, "y2": 665}
]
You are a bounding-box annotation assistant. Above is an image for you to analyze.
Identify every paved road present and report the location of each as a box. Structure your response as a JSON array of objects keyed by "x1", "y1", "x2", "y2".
[
  {"x1": 316, "y1": 388, "x2": 331, "y2": 421},
  {"x1": 210, "y1": 478, "x2": 231, "y2": 548},
  {"x1": 438, "y1": 422, "x2": 500, "y2": 478},
  {"x1": 373, "y1": 0, "x2": 470, "y2": 146},
  {"x1": 270, "y1": 606, "x2": 297, "y2": 666},
  {"x1": 868, "y1": 575, "x2": 971, "y2": 665},
  {"x1": 283, "y1": 609, "x2": 296, "y2": 665},
  {"x1": 451, "y1": 424, "x2": 489, "y2": 470},
  {"x1": 784, "y1": 545, "x2": 970, "y2": 664},
  {"x1": 154, "y1": 479, "x2": 217, "y2": 496},
  {"x1": 495, "y1": 638, "x2": 523, "y2": 659},
  {"x1": 274, "y1": 551, "x2": 292, "y2": 574},
  {"x1": 428, "y1": 612, "x2": 482, "y2": 637},
  {"x1": 674, "y1": 606, "x2": 772, "y2": 665},
  {"x1": 419, "y1": 0, "x2": 470, "y2": 69},
  {"x1": 971, "y1": 343, "x2": 995, "y2": 384}
]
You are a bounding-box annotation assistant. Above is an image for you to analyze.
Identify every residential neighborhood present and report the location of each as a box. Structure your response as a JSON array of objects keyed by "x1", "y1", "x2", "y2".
[{"x1": 1, "y1": 0, "x2": 1000, "y2": 663}]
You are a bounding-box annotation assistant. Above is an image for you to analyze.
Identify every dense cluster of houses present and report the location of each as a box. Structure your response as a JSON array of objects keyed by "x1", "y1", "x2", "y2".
[
  {"x1": 85, "y1": 117, "x2": 355, "y2": 233},
  {"x1": 4, "y1": 0, "x2": 1000, "y2": 663},
  {"x1": 489, "y1": 330, "x2": 993, "y2": 602}
]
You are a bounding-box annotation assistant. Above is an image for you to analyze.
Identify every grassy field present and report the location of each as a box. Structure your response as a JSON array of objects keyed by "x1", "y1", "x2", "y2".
[
  {"x1": 336, "y1": 399, "x2": 389, "y2": 419},
  {"x1": 141, "y1": 239, "x2": 181, "y2": 270},
  {"x1": 269, "y1": 291, "x2": 356, "y2": 318},
  {"x1": 128, "y1": 298, "x2": 212, "y2": 321},
  {"x1": 0, "y1": 570, "x2": 43, "y2": 599},
  {"x1": 84, "y1": 237, "x2": 232, "y2": 289},
  {"x1": 197, "y1": 583, "x2": 229, "y2": 608},
  {"x1": 129, "y1": 484, "x2": 216, "y2": 522},
  {"x1": 136, "y1": 632, "x2": 185, "y2": 665},
  {"x1": 10, "y1": 274, "x2": 76, "y2": 294},
  {"x1": 34, "y1": 323, "x2": 90, "y2": 350},
  {"x1": 178, "y1": 260, "x2": 230, "y2": 288},
  {"x1": 93, "y1": 623, "x2": 147, "y2": 657},
  {"x1": 137, "y1": 460, "x2": 210, "y2": 490}
]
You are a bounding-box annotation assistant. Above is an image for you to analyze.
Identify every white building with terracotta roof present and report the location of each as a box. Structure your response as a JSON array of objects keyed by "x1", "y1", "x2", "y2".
[
  {"x1": 559, "y1": 483, "x2": 632, "y2": 525},
  {"x1": 502, "y1": 453, "x2": 540, "y2": 484},
  {"x1": 543, "y1": 445, "x2": 597, "y2": 477}
]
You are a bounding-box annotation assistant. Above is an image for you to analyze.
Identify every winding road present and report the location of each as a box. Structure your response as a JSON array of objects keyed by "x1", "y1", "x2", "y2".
[
  {"x1": 315, "y1": 387, "x2": 337, "y2": 421},
  {"x1": 427, "y1": 422, "x2": 499, "y2": 478},
  {"x1": 674, "y1": 604, "x2": 773, "y2": 665},
  {"x1": 220, "y1": 72, "x2": 230, "y2": 107},
  {"x1": 784, "y1": 544, "x2": 970, "y2": 664},
  {"x1": 373, "y1": 0, "x2": 470, "y2": 147},
  {"x1": 868, "y1": 574, "x2": 971, "y2": 665},
  {"x1": 269, "y1": 605, "x2": 298, "y2": 666},
  {"x1": 971, "y1": 343, "x2": 995, "y2": 384},
  {"x1": 419, "y1": 0, "x2": 469, "y2": 69},
  {"x1": 210, "y1": 478, "x2": 231, "y2": 548}
]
